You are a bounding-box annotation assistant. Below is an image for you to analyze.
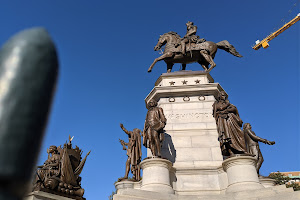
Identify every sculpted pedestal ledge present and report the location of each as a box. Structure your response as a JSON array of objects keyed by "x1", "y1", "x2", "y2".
[
  {"x1": 25, "y1": 191, "x2": 76, "y2": 200},
  {"x1": 140, "y1": 158, "x2": 174, "y2": 194},
  {"x1": 222, "y1": 156, "x2": 264, "y2": 193},
  {"x1": 259, "y1": 176, "x2": 276, "y2": 188}
]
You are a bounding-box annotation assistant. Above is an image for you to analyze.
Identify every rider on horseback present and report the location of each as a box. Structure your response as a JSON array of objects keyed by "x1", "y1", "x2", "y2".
[{"x1": 181, "y1": 21, "x2": 206, "y2": 55}]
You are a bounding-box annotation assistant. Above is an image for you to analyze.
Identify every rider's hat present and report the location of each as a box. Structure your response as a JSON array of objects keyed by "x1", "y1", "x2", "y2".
[{"x1": 186, "y1": 21, "x2": 194, "y2": 26}]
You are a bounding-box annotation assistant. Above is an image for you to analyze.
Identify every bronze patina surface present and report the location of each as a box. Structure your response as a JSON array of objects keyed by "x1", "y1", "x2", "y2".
[
  {"x1": 119, "y1": 124, "x2": 142, "y2": 181},
  {"x1": 33, "y1": 136, "x2": 91, "y2": 199},
  {"x1": 243, "y1": 123, "x2": 275, "y2": 174},
  {"x1": 142, "y1": 99, "x2": 167, "y2": 158},
  {"x1": 213, "y1": 91, "x2": 247, "y2": 157},
  {"x1": 148, "y1": 21, "x2": 242, "y2": 73}
]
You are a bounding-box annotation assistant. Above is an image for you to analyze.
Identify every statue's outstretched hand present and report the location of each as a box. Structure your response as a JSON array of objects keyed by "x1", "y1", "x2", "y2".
[{"x1": 267, "y1": 141, "x2": 275, "y2": 145}]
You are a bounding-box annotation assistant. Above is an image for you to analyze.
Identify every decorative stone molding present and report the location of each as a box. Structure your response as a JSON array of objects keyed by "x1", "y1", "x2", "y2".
[
  {"x1": 115, "y1": 180, "x2": 134, "y2": 194},
  {"x1": 140, "y1": 158, "x2": 174, "y2": 194},
  {"x1": 222, "y1": 156, "x2": 264, "y2": 193},
  {"x1": 259, "y1": 176, "x2": 276, "y2": 188}
]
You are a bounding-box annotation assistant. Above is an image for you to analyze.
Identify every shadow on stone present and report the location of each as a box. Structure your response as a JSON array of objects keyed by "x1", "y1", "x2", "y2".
[{"x1": 161, "y1": 132, "x2": 176, "y2": 163}]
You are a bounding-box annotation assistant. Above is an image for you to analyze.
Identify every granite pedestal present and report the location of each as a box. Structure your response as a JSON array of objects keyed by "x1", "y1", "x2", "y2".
[
  {"x1": 145, "y1": 71, "x2": 227, "y2": 195},
  {"x1": 140, "y1": 158, "x2": 174, "y2": 194},
  {"x1": 113, "y1": 70, "x2": 300, "y2": 200},
  {"x1": 222, "y1": 156, "x2": 264, "y2": 193},
  {"x1": 25, "y1": 191, "x2": 76, "y2": 200}
]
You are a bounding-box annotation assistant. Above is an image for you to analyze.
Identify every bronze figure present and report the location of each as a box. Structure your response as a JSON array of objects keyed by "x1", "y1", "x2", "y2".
[
  {"x1": 148, "y1": 21, "x2": 242, "y2": 73},
  {"x1": 0, "y1": 28, "x2": 58, "y2": 200},
  {"x1": 180, "y1": 21, "x2": 206, "y2": 55},
  {"x1": 142, "y1": 99, "x2": 167, "y2": 157},
  {"x1": 119, "y1": 124, "x2": 142, "y2": 181},
  {"x1": 213, "y1": 91, "x2": 247, "y2": 156},
  {"x1": 33, "y1": 136, "x2": 91, "y2": 199},
  {"x1": 243, "y1": 123, "x2": 275, "y2": 174}
]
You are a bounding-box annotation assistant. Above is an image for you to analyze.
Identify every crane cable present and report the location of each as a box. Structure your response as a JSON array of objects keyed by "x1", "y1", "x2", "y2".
[{"x1": 272, "y1": 0, "x2": 300, "y2": 33}]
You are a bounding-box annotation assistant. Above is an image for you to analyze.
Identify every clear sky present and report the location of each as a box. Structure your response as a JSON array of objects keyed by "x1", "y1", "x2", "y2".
[{"x1": 0, "y1": 0, "x2": 299, "y2": 199}]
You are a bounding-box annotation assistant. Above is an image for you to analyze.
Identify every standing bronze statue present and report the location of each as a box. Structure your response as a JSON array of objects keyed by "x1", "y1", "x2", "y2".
[
  {"x1": 33, "y1": 136, "x2": 91, "y2": 199},
  {"x1": 213, "y1": 91, "x2": 247, "y2": 156},
  {"x1": 243, "y1": 123, "x2": 275, "y2": 174},
  {"x1": 119, "y1": 124, "x2": 142, "y2": 181},
  {"x1": 148, "y1": 21, "x2": 242, "y2": 73},
  {"x1": 180, "y1": 21, "x2": 206, "y2": 55},
  {"x1": 142, "y1": 99, "x2": 167, "y2": 157}
]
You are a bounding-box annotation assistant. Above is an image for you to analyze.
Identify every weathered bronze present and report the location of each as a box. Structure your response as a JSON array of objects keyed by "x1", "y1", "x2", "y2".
[
  {"x1": 0, "y1": 28, "x2": 58, "y2": 200},
  {"x1": 142, "y1": 99, "x2": 167, "y2": 157},
  {"x1": 33, "y1": 136, "x2": 91, "y2": 199},
  {"x1": 213, "y1": 91, "x2": 247, "y2": 156},
  {"x1": 243, "y1": 123, "x2": 275, "y2": 174},
  {"x1": 119, "y1": 124, "x2": 142, "y2": 181},
  {"x1": 148, "y1": 21, "x2": 242, "y2": 73}
]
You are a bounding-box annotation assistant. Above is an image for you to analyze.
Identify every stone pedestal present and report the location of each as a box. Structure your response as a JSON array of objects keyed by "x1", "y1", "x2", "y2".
[
  {"x1": 113, "y1": 70, "x2": 300, "y2": 200},
  {"x1": 145, "y1": 71, "x2": 227, "y2": 195},
  {"x1": 259, "y1": 176, "x2": 276, "y2": 188},
  {"x1": 222, "y1": 156, "x2": 264, "y2": 193},
  {"x1": 24, "y1": 191, "x2": 75, "y2": 200},
  {"x1": 115, "y1": 180, "x2": 134, "y2": 194},
  {"x1": 140, "y1": 158, "x2": 174, "y2": 194}
]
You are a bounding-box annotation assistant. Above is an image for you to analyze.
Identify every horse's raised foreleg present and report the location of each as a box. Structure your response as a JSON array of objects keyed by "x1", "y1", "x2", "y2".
[
  {"x1": 200, "y1": 50, "x2": 216, "y2": 73},
  {"x1": 148, "y1": 52, "x2": 174, "y2": 73}
]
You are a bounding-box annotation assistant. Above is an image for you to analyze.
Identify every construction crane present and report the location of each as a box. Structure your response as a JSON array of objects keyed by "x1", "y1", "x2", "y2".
[{"x1": 253, "y1": 13, "x2": 300, "y2": 50}]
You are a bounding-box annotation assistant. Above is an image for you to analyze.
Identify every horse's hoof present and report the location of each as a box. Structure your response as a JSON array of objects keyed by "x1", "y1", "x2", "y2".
[{"x1": 148, "y1": 70, "x2": 152, "y2": 73}]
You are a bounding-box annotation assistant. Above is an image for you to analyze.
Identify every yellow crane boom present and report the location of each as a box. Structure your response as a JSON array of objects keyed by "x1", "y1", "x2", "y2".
[{"x1": 253, "y1": 13, "x2": 300, "y2": 50}]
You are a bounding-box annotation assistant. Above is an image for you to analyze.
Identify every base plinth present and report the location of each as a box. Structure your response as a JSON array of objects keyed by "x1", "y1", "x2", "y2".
[
  {"x1": 115, "y1": 180, "x2": 134, "y2": 194},
  {"x1": 140, "y1": 158, "x2": 174, "y2": 194},
  {"x1": 25, "y1": 191, "x2": 77, "y2": 200},
  {"x1": 222, "y1": 156, "x2": 264, "y2": 193},
  {"x1": 259, "y1": 176, "x2": 276, "y2": 188}
]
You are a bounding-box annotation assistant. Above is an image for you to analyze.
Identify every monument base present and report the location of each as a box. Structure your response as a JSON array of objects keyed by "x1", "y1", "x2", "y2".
[
  {"x1": 24, "y1": 191, "x2": 79, "y2": 200},
  {"x1": 222, "y1": 155, "x2": 264, "y2": 193},
  {"x1": 140, "y1": 158, "x2": 174, "y2": 194},
  {"x1": 259, "y1": 176, "x2": 276, "y2": 188},
  {"x1": 113, "y1": 185, "x2": 300, "y2": 200}
]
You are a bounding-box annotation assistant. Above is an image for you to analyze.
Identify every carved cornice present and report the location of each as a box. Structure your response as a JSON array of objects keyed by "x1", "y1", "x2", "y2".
[
  {"x1": 222, "y1": 156, "x2": 257, "y2": 171},
  {"x1": 140, "y1": 158, "x2": 173, "y2": 170},
  {"x1": 145, "y1": 83, "x2": 225, "y2": 105}
]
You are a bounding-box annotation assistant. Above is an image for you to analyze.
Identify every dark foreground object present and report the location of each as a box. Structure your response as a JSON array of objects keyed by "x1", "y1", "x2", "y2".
[{"x1": 0, "y1": 28, "x2": 58, "y2": 200}]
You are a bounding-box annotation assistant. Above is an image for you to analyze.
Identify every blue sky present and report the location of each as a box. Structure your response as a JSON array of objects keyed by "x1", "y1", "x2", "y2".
[{"x1": 0, "y1": 0, "x2": 299, "y2": 199}]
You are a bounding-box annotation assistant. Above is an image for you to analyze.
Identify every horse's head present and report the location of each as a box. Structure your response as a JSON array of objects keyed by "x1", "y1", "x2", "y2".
[
  {"x1": 154, "y1": 32, "x2": 181, "y2": 51},
  {"x1": 154, "y1": 34, "x2": 167, "y2": 51}
]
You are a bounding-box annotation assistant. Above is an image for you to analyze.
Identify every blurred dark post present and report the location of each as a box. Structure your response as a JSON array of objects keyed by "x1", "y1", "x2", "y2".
[{"x1": 0, "y1": 28, "x2": 59, "y2": 200}]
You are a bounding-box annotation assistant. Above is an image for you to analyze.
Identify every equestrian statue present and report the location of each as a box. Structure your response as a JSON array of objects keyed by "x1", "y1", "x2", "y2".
[{"x1": 148, "y1": 21, "x2": 243, "y2": 73}]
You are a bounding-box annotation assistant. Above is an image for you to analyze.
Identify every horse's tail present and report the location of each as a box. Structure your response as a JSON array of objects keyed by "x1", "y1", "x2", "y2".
[{"x1": 216, "y1": 40, "x2": 243, "y2": 57}]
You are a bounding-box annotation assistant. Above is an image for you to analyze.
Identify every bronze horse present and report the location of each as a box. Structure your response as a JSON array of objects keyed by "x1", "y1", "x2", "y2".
[{"x1": 148, "y1": 32, "x2": 242, "y2": 73}]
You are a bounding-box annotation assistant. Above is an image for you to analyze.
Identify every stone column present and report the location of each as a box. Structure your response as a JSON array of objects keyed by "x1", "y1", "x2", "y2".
[
  {"x1": 140, "y1": 158, "x2": 174, "y2": 194},
  {"x1": 222, "y1": 156, "x2": 264, "y2": 193}
]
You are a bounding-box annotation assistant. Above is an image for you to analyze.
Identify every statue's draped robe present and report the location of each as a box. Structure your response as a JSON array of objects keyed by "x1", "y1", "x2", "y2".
[
  {"x1": 213, "y1": 102, "x2": 246, "y2": 155},
  {"x1": 127, "y1": 132, "x2": 142, "y2": 171}
]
